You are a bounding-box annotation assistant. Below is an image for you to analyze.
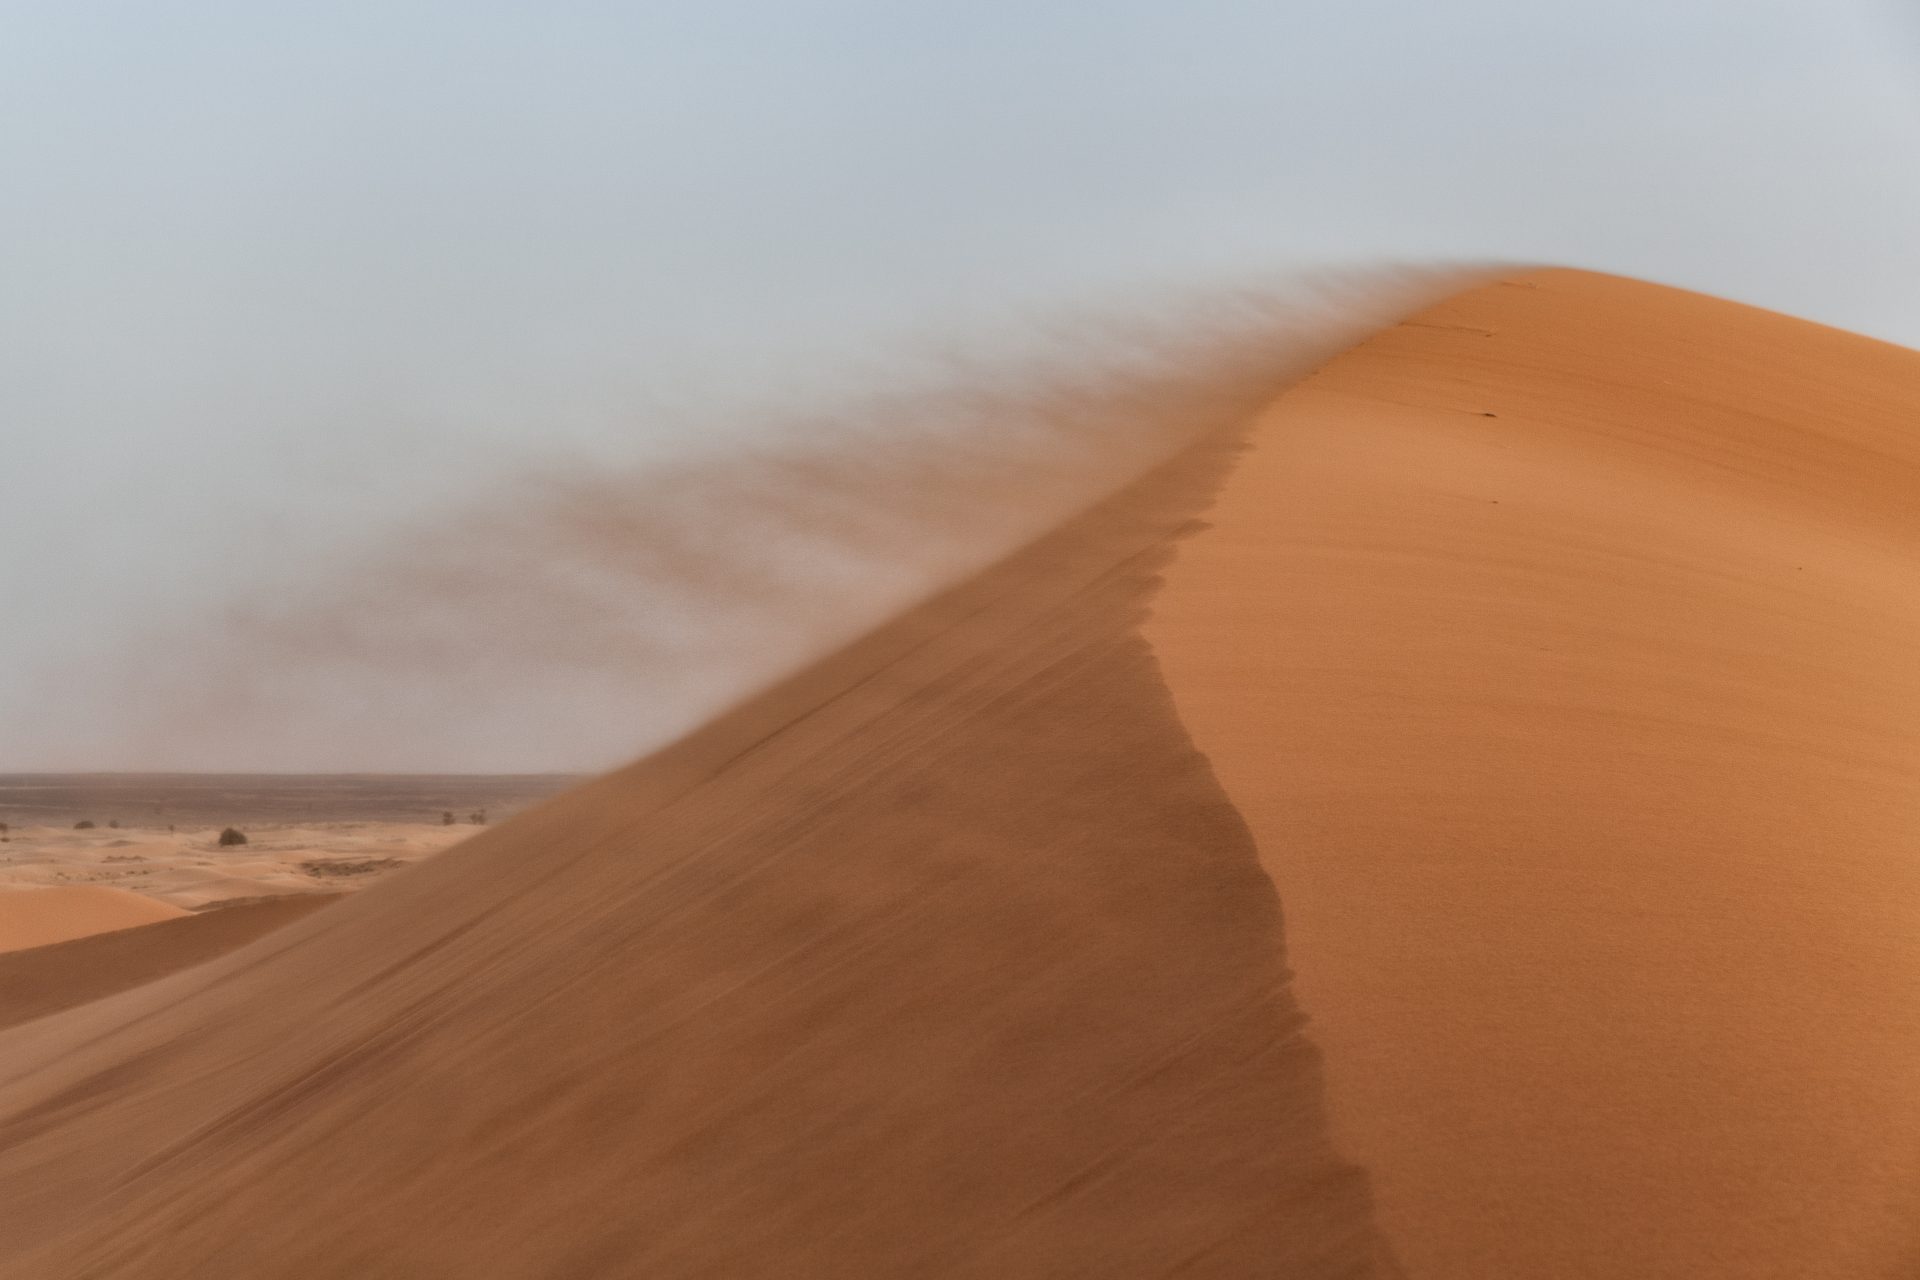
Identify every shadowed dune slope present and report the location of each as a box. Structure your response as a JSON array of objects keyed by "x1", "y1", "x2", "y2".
[
  {"x1": 0, "y1": 887, "x2": 186, "y2": 955},
  {"x1": 0, "y1": 437, "x2": 1398, "y2": 1277},
  {"x1": 0, "y1": 895, "x2": 340, "y2": 1033},
  {"x1": 1149, "y1": 269, "x2": 1920, "y2": 1278}
]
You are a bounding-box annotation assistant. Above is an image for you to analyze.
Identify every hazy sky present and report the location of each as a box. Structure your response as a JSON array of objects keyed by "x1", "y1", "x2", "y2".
[{"x1": 5, "y1": 1, "x2": 1919, "y2": 769}]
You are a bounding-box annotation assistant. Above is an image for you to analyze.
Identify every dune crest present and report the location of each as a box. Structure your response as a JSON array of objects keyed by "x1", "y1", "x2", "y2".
[
  {"x1": 0, "y1": 433, "x2": 1396, "y2": 1276},
  {"x1": 1149, "y1": 268, "x2": 1920, "y2": 1277}
]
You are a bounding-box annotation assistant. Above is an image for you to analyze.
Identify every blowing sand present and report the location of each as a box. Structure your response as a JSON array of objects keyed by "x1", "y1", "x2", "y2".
[
  {"x1": 0, "y1": 434, "x2": 1394, "y2": 1278},
  {"x1": 0, "y1": 268, "x2": 1916, "y2": 1277}
]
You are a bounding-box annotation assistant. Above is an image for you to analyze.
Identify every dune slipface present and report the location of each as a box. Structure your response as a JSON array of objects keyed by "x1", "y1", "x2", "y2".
[
  {"x1": 0, "y1": 438, "x2": 1393, "y2": 1276},
  {"x1": 1149, "y1": 269, "x2": 1920, "y2": 1277}
]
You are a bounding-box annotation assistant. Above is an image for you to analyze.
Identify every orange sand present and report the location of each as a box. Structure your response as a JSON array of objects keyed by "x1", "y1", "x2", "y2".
[
  {"x1": 0, "y1": 436, "x2": 1392, "y2": 1277},
  {"x1": 1, "y1": 269, "x2": 1916, "y2": 1276},
  {"x1": 0, "y1": 895, "x2": 340, "y2": 1033},
  {"x1": 1150, "y1": 268, "x2": 1920, "y2": 1277},
  {"x1": 0, "y1": 887, "x2": 186, "y2": 955}
]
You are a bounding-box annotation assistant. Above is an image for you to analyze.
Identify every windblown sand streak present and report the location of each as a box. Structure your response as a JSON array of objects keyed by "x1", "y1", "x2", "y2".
[{"x1": 94, "y1": 272, "x2": 1469, "y2": 774}]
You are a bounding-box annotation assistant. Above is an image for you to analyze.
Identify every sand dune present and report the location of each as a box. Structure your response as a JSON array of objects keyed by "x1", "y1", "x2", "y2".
[
  {"x1": 1150, "y1": 269, "x2": 1920, "y2": 1277},
  {"x1": 1, "y1": 268, "x2": 1916, "y2": 1276},
  {"x1": 0, "y1": 436, "x2": 1394, "y2": 1277},
  {"x1": 0, "y1": 886, "x2": 186, "y2": 955},
  {"x1": 0, "y1": 895, "x2": 340, "y2": 1032}
]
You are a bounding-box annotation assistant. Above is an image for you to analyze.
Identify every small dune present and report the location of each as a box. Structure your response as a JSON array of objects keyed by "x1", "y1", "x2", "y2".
[
  {"x1": 0, "y1": 887, "x2": 187, "y2": 956},
  {"x1": 0, "y1": 895, "x2": 341, "y2": 1032}
]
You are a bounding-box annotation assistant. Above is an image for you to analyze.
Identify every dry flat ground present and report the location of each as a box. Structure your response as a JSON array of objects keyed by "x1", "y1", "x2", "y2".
[
  {"x1": 0, "y1": 774, "x2": 580, "y2": 949},
  {"x1": 0, "y1": 772, "x2": 578, "y2": 828},
  {"x1": 3, "y1": 821, "x2": 473, "y2": 923},
  {"x1": 1, "y1": 271, "x2": 1917, "y2": 1277},
  {"x1": 0, "y1": 776, "x2": 578, "y2": 1020}
]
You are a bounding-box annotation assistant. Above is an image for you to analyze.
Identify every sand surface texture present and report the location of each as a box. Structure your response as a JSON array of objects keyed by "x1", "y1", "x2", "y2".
[
  {"x1": 1, "y1": 268, "x2": 1914, "y2": 1276},
  {"x1": 0, "y1": 438, "x2": 1394, "y2": 1277},
  {"x1": 1150, "y1": 268, "x2": 1920, "y2": 1277}
]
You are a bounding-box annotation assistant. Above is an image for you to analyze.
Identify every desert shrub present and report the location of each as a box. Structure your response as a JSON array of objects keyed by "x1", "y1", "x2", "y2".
[
  {"x1": 217, "y1": 827, "x2": 248, "y2": 847},
  {"x1": 107, "y1": 819, "x2": 120, "y2": 829},
  {"x1": 442, "y1": 810, "x2": 455, "y2": 826},
  {"x1": 469, "y1": 810, "x2": 487, "y2": 825},
  {"x1": 74, "y1": 820, "x2": 96, "y2": 830}
]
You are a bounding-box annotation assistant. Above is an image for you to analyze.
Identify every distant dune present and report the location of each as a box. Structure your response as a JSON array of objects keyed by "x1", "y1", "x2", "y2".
[
  {"x1": 1, "y1": 269, "x2": 1916, "y2": 1277},
  {"x1": 0, "y1": 895, "x2": 339, "y2": 1032},
  {"x1": 0, "y1": 887, "x2": 185, "y2": 955}
]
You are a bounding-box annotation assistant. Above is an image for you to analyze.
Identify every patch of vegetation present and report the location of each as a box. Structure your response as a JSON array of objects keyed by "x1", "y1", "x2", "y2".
[
  {"x1": 73, "y1": 820, "x2": 96, "y2": 830},
  {"x1": 218, "y1": 827, "x2": 249, "y2": 847},
  {"x1": 300, "y1": 857, "x2": 403, "y2": 879}
]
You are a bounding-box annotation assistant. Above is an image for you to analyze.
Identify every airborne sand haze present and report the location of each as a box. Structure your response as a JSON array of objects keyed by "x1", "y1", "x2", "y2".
[{"x1": 41, "y1": 272, "x2": 1473, "y2": 776}]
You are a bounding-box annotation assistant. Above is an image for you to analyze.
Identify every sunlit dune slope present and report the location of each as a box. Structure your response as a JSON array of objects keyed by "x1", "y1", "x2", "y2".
[
  {"x1": 0, "y1": 437, "x2": 1398, "y2": 1277},
  {"x1": 1149, "y1": 268, "x2": 1920, "y2": 1278},
  {"x1": 0, "y1": 887, "x2": 186, "y2": 955}
]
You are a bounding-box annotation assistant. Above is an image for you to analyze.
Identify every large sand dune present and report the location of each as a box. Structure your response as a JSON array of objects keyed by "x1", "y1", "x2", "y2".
[
  {"x1": 1, "y1": 268, "x2": 1916, "y2": 1276},
  {"x1": 1149, "y1": 269, "x2": 1920, "y2": 1276}
]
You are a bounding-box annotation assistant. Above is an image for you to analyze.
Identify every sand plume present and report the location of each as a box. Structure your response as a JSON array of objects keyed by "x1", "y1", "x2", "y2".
[
  {"x1": 73, "y1": 270, "x2": 1477, "y2": 775},
  {"x1": 0, "y1": 416, "x2": 1402, "y2": 1276}
]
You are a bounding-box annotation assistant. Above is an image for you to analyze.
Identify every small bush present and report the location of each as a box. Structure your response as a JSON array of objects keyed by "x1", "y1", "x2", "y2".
[
  {"x1": 469, "y1": 810, "x2": 487, "y2": 825},
  {"x1": 74, "y1": 820, "x2": 96, "y2": 830},
  {"x1": 442, "y1": 811, "x2": 455, "y2": 826},
  {"x1": 107, "y1": 819, "x2": 120, "y2": 829},
  {"x1": 217, "y1": 827, "x2": 248, "y2": 847}
]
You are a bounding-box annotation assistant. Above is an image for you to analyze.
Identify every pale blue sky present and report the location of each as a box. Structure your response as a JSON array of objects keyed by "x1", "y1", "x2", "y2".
[{"x1": 4, "y1": 1, "x2": 1918, "y2": 767}]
